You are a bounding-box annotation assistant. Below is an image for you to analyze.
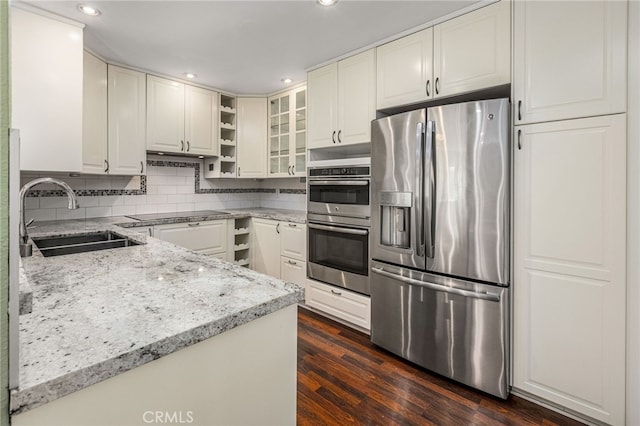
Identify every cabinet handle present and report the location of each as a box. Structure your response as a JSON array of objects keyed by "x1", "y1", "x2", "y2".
[
  {"x1": 238, "y1": 167, "x2": 241, "y2": 177},
  {"x1": 517, "y1": 129, "x2": 522, "y2": 150},
  {"x1": 435, "y1": 77, "x2": 440, "y2": 95},
  {"x1": 337, "y1": 130, "x2": 342, "y2": 143},
  {"x1": 181, "y1": 140, "x2": 184, "y2": 151},
  {"x1": 140, "y1": 161, "x2": 144, "y2": 174},
  {"x1": 104, "y1": 160, "x2": 109, "y2": 173},
  {"x1": 287, "y1": 260, "x2": 297, "y2": 265},
  {"x1": 188, "y1": 222, "x2": 201, "y2": 227},
  {"x1": 330, "y1": 289, "x2": 342, "y2": 296},
  {"x1": 426, "y1": 80, "x2": 430, "y2": 96},
  {"x1": 148, "y1": 228, "x2": 153, "y2": 236},
  {"x1": 276, "y1": 223, "x2": 280, "y2": 234},
  {"x1": 332, "y1": 131, "x2": 336, "y2": 144},
  {"x1": 291, "y1": 165, "x2": 295, "y2": 174},
  {"x1": 288, "y1": 223, "x2": 297, "y2": 227},
  {"x1": 518, "y1": 100, "x2": 522, "y2": 121},
  {"x1": 186, "y1": 141, "x2": 190, "y2": 152}
]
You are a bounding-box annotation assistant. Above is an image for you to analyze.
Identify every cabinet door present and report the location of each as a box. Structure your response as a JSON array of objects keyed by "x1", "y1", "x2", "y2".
[
  {"x1": 281, "y1": 258, "x2": 306, "y2": 287},
  {"x1": 82, "y1": 51, "x2": 108, "y2": 174},
  {"x1": 146, "y1": 75, "x2": 185, "y2": 153},
  {"x1": 155, "y1": 220, "x2": 227, "y2": 253},
  {"x1": 433, "y1": 1, "x2": 510, "y2": 98},
  {"x1": 237, "y1": 97, "x2": 267, "y2": 178},
  {"x1": 11, "y1": 8, "x2": 83, "y2": 172},
  {"x1": 513, "y1": 1, "x2": 627, "y2": 124},
  {"x1": 305, "y1": 279, "x2": 371, "y2": 331},
  {"x1": 291, "y1": 87, "x2": 307, "y2": 176},
  {"x1": 513, "y1": 115, "x2": 626, "y2": 424},
  {"x1": 107, "y1": 65, "x2": 146, "y2": 175},
  {"x1": 268, "y1": 91, "x2": 292, "y2": 176},
  {"x1": 376, "y1": 28, "x2": 433, "y2": 110},
  {"x1": 307, "y1": 63, "x2": 338, "y2": 149},
  {"x1": 185, "y1": 85, "x2": 218, "y2": 156},
  {"x1": 251, "y1": 219, "x2": 281, "y2": 278},
  {"x1": 280, "y1": 223, "x2": 306, "y2": 261},
  {"x1": 337, "y1": 49, "x2": 376, "y2": 145}
]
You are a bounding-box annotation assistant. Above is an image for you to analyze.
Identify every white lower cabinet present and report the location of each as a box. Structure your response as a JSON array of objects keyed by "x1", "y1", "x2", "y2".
[
  {"x1": 154, "y1": 220, "x2": 228, "y2": 257},
  {"x1": 305, "y1": 279, "x2": 371, "y2": 331},
  {"x1": 251, "y1": 218, "x2": 306, "y2": 287},
  {"x1": 513, "y1": 114, "x2": 626, "y2": 424}
]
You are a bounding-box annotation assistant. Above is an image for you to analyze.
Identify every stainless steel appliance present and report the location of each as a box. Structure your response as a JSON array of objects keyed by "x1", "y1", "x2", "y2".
[
  {"x1": 370, "y1": 99, "x2": 510, "y2": 398},
  {"x1": 307, "y1": 166, "x2": 371, "y2": 295}
]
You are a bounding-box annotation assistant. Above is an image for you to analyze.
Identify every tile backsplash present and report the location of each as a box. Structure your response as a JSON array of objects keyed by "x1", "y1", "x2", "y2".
[{"x1": 22, "y1": 155, "x2": 306, "y2": 221}]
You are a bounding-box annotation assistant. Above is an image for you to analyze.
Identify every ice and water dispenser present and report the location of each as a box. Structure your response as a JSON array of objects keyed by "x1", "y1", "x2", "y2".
[{"x1": 379, "y1": 192, "x2": 412, "y2": 250}]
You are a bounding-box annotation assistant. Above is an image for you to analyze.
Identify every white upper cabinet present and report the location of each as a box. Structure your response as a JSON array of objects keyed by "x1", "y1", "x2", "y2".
[
  {"x1": 147, "y1": 75, "x2": 219, "y2": 156},
  {"x1": 433, "y1": 0, "x2": 510, "y2": 98},
  {"x1": 107, "y1": 65, "x2": 147, "y2": 175},
  {"x1": 376, "y1": 1, "x2": 510, "y2": 110},
  {"x1": 185, "y1": 85, "x2": 219, "y2": 156},
  {"x1": 513, "y1": 114, "x2": 627, "y2": 424},
  {"x1": 11, "y1": 7, "x2": 83, "y2": 172},
  {"x1": 376, "y1": 28, "x2": 433, "y2": 109},
  {"x1": 237, "y1": 97, "x2": 267, "y2": 178},
  {"x1": 268, "y1": 86, "x2": 307, "y2": 177},
  {"x1": 513, "y1": 0, "x2": 627, "y2": 124},
  {"x1": 308, "y1": 49, "x2": 375, "y2": 149},
  {"x1": 82, "y1": 51, "x2": 108, "y2": 174}
]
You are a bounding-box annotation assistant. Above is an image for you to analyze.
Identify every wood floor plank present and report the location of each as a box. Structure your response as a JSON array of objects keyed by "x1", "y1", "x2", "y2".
[{"x1": 297, "y1": 307, "x2": 585, "y2": 426}]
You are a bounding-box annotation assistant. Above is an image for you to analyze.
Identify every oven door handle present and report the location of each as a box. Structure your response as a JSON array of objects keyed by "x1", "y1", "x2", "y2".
[
  {"x1": 308, "y1": 223, "x2": 369, "y2": 236},
  {"x1": 308, "y1": 180, "x2": 369, "y2": 186},
  {"x1": 371, "y1": 267, "x2": 501, "y2": 302}
]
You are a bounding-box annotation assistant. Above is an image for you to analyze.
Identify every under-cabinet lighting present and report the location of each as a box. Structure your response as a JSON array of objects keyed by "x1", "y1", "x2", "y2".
[
  {"x1": 198, "y1": 156, "x2": 204, "y2": 159},
  {"x1": 184, "y1": 73, "x2": 197, "y2": 79},
  {"x1": 317, "y1": 0, "x2": 337, "y2": 6},
  {"x1": 281, "y1": 78, "x2": 293, "y2": 84},
  {"x1": 157, "y1": 152, "x2": 165, "y2": 155},
  {"x1": 78, "y1": 4, "x2": 101, "y2": 16}
]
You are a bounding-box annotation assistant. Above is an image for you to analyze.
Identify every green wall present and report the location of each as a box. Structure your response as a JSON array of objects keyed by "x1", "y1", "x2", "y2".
[{"x1": 0, "y1": 0, "x2": 10, "y2": 425}]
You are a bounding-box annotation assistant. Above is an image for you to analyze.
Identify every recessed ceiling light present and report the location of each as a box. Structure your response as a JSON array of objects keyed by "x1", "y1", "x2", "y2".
[
  {"x1": 78, "y1": 4, "x2": 101, "y2": 16},
  {"x1": 184, "y1": 73, "x2": 197, "y2": 79},
  {"x1": 281, "y1": 78, "x2": 293, "y2": 84},
  {"x1": 317, "y1": 0, "x2": 337, "y2": 6}
]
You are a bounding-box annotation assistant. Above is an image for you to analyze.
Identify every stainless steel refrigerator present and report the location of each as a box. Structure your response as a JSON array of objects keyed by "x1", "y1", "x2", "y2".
[{"x1": 370, "y1": 98, "x2": 510, "y2": 398}]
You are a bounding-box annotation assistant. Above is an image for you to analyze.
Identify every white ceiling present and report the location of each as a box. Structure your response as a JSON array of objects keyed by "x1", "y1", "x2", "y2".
[{"x1": 24, "y1": 0, "x2": 480, "y2": 95}]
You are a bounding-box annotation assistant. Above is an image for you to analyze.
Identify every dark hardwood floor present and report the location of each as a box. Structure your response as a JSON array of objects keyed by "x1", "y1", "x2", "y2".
[{"x1": 297, "y1": 307, "x2": 584, "y2": 426}]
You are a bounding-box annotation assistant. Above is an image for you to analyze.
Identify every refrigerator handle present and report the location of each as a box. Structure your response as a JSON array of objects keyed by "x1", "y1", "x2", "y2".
[
  {"x1": 415, "y1": 122, "x2": 425, "y2": 257},
  {"x1": 424, "y1": 120, "x2": 435, "y2": 258}
]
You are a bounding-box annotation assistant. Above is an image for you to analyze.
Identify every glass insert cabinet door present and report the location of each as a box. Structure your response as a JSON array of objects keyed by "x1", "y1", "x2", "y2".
[{"x1": 268, "y1": 86, "x2": 306, "y2": 177}]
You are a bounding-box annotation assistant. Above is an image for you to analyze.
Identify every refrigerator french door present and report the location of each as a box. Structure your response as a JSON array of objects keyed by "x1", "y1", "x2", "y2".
[{"x1": 370, "y1": 99, "x2": 510, "y2": 398}]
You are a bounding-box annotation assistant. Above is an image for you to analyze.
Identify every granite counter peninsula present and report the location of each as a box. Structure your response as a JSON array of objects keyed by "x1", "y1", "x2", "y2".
[{"x1": 11, "y1": 216, "x2": 304, "y2": 426}]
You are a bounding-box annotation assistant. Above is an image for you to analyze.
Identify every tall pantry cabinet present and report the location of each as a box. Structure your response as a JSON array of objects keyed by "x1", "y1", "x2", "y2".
[{"x1": 512, "y1": 1, "x2": 627, "y2": 424}]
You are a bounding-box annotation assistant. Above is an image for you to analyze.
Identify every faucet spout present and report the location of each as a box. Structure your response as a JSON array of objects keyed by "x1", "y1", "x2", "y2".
[{"x1": 20, "y1": 177, "x2": 79, "y2": 256}]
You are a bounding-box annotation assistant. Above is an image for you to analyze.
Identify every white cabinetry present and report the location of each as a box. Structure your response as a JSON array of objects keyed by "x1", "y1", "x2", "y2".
[
  {"x1": 513, "y1": 0, "x2": 627, "y2": 124},
  {"x1": 305, "y1": 279, "x2": 371, "y2": 331},
  {"x1": 107, "y1": 65, "x2": 147, "y2": 175},
  {"x1": 252, "y1": 218, "x2": 306, "y2": 287},
  {"x1": 147, "y1": 75, "x2": 219, "y2": 156},
  {"x1": 154, "y1": 220, "x2": 228, "y2": 257},
  {"x1": 308, "y1": 49, "x2": 375, "y2": 149},
  {"x1": 513, "y1": 115, "x2": 626, "y2": 424},
  {"x1": 376, "y1": 1, "x2": 510, "y2": 109},
  {"x1": 11, "y1": 7, "x2": 83, "y2": 172},
  {"x1": 268, "y1": 87, "x2": 307, "y2": 176},
  {"x1": 82, "y1": 51, "x2": 108, "y2": 174},
  {"x1": 83, "y1": 56, "x2": 146, "y2": 175},
  {"x1": 237, "y1": 98, "x2": 267, "y2": 178},
  {"x1": 376, "y1": 28, "x2": 433, "y2": 110}
]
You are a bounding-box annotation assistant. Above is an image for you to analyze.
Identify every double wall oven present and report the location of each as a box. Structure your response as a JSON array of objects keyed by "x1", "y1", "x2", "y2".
[{"x1": 307, "y1": 166, "x2": 371, "y2": 295}]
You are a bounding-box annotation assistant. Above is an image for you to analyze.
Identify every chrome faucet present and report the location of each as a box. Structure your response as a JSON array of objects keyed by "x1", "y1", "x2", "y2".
[{"x1": 20, "y1": 177, "x2": 79, "y2": 257}]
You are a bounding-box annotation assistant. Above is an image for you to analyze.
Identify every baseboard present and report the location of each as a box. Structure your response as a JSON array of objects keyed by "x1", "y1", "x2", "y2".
[{"x1": 510, "y1": 388, "x2": 607, "y2": 426}]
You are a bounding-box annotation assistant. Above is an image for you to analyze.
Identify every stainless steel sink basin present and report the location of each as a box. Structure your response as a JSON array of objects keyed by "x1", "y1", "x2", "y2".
[{"x1": 32, "y1": 231, "x2": 141, "y2": 257}]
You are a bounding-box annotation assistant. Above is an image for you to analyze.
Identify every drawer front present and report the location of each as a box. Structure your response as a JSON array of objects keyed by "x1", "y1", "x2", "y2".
[
  {"x1": 155, "y1": 220, "x2": 227, "y2": 252},
  {"x1": 281, "y1": 257, "x2": 306, "y2": 287},
  {"x1": 305, "y1": 279, "x2": 371, "y2": 331},
  {"x1": 280, "y1": 223, "x2": 306, "y2": 261}
]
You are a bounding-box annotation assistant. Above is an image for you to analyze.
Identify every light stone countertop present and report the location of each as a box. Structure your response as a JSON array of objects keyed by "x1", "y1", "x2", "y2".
[{"x1": 12, "y1": 208, "x2": 306, "y2": 414}]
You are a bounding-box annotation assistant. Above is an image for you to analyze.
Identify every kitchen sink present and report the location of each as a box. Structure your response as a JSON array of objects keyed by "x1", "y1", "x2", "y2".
[{"x1": 32, "y1": 231, "x2": 141, "y2": 257}]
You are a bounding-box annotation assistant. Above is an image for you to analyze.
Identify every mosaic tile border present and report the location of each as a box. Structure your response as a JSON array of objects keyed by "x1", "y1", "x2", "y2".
[{"x1": 27, "y1": 159, "x2": 306, "y2": 197}]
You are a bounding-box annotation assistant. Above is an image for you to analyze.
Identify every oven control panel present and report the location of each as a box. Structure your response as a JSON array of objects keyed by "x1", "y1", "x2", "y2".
[{"x1": 309, "y1": 166, "x2": 370, "y2": 177}]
